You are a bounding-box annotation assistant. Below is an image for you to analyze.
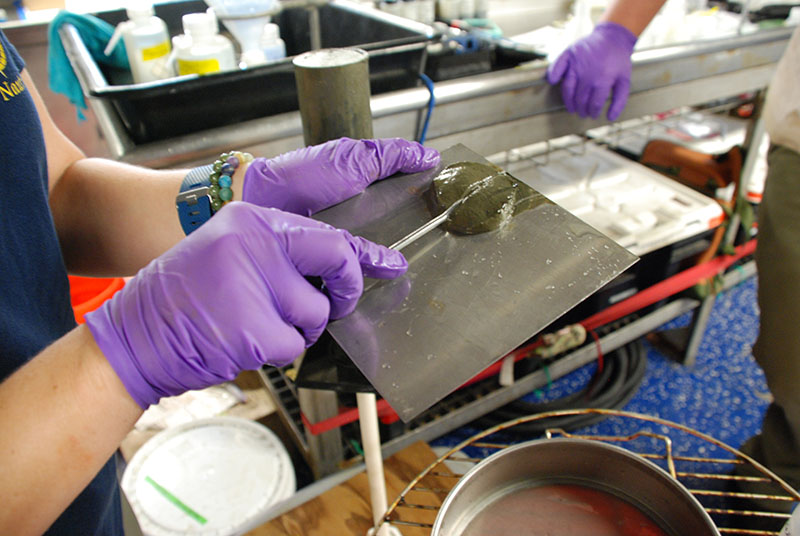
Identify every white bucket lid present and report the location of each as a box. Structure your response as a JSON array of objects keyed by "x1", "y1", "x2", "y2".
[{"x1": 122, "y1": 416, "x2": 295, "y2": 536}]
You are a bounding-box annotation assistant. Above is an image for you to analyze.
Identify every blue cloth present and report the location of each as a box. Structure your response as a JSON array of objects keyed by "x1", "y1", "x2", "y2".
[
  {"x1": 0, "y1": 29, "x2": 122, "y2": 535},
  {"x1": 47, "y1": 11, "x2": 128, "y2": 120}
]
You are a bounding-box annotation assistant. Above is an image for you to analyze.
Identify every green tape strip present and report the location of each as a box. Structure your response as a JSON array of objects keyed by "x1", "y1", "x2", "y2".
[
  {"x1": 145, "y1": 475, "x2": 208, "y2": 525},
  {"x1": 349, "y1": 438, "x2": 364, "y2": 457}
]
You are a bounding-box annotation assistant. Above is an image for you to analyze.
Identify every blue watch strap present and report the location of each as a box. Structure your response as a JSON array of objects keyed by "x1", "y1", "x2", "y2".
[{"x1": 176, "y1": 164, "x2": 215, "y2": 235}]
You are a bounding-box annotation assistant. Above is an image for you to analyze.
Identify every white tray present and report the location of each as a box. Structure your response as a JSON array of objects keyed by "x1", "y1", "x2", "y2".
[{"x1": 495, "y1": 137, "x2": 724, "y2": 257}]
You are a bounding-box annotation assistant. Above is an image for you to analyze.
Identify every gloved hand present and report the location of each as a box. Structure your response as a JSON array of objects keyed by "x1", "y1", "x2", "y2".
[
  {"x1": 85, "y1": 203, "x2": 407, "y2": 408},
  {"x1": 243, "y1": 137, "x2": 440, "y2": 216},
  {"x1": 546, "y1": 22, "x2": 637, "y2": 121}
]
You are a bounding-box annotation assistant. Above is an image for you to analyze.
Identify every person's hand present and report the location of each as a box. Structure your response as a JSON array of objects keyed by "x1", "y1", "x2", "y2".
[
  {"x1": 85, "y1": 202, "x2": 407, "y2": 408},
  {"x1": 546, "y1": 22, "x2": 637, "y2": 121},
  {"x1": 242, "y1": 137, "x2": 440, "y2": 216}
]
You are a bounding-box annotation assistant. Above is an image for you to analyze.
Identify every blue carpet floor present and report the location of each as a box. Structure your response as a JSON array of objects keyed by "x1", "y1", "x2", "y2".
[{"x1": 432, "y1": 274, "x2": 770, "y2": 458}]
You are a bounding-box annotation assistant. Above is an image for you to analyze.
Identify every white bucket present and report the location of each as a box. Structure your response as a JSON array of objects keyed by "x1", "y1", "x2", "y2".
[{"x1": 122, "y1": 416, "x2": 295, "y2": 536}]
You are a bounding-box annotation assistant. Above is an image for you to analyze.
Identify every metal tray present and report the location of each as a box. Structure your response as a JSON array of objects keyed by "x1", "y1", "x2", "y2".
[{"x1": 315, "y1": 144, "x2": 638, "y2": 422}]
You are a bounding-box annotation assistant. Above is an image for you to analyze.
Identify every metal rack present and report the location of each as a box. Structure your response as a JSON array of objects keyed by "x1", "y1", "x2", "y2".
[
  {"x1": 378, "y1": 409, "x2": 800, "y2": 535},
  {"x1": 488, "y1": 99, "x2": 751, "y2": 169}
]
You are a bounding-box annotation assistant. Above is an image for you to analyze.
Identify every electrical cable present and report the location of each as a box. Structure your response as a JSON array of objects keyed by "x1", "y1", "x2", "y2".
[
  {"x1": 472, "y1": 338, "x2": 647, "y2": 436},
  {"x1": 417, "y1": 73, "x2": 435, "y2": 144},
  {"x1": 13, "y1": 0, "x2": 25, "y2": 20}
]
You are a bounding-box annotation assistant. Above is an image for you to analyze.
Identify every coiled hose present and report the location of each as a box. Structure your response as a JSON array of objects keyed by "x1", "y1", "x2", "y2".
[{"x1": 472, "y1": 338, "x2": 647, "y2": 435}]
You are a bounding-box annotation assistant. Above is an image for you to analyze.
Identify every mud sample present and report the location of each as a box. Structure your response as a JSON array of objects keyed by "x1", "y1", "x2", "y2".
[{"x1": 430, "y1": 161, "x2": 548, "y2": 235}]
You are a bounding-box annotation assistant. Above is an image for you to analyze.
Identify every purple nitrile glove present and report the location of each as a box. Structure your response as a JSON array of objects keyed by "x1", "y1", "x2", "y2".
[
  {"x1": 546, "y1": 22, "x2": 637, "y2": 121},
  {"x1": 85, "y1": 202, "x2": 407, "y2": 408},
  {"x1": 242, "y1": 137, "x2": 440, "y2": 216}
]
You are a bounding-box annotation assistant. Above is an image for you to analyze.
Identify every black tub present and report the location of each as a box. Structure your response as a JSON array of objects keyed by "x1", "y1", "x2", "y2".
[{"x1": 63, "y1": 0, "x2": 436, "y2": 144}]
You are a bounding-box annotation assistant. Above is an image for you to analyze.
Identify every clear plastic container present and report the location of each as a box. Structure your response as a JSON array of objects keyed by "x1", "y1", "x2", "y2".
[
  {"x1": 104, "y1": 3, "x2": 172, "y2": 83},
  {"x1": 173, "y1": 11, "x2": 236, "y2": 76}
]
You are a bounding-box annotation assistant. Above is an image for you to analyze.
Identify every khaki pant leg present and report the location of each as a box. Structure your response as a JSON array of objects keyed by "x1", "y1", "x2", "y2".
[{"x1": 743, "y1": 144, "x2": 800, "y2": 488}]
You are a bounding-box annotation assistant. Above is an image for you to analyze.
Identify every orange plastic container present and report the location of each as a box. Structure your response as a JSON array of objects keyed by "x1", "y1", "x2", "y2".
[{"x1": 68, "y1": 276, "x2": 125, "y2": 324}]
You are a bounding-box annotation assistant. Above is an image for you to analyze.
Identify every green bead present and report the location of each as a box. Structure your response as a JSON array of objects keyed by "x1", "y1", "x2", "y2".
[
  {"x1": 209, "y1": 174, "x2": 219, "y2": 185},
  {"x1": 209, "y1": 184, "x2": 220, "y2": 197},
  {"x1": 213, "y1": 161, "x2": 223, "y2": 172},
  {"x1": 211, "y1": 198, "x2": 223, "y2": 211},
  {"x1": 219, "y1": 187, "x2": 233, "y2": 202}
]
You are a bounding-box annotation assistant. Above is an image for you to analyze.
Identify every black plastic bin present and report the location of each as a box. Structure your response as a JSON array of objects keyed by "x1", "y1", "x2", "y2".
[{"x1": 70, "y1": 0, "x2": 435, "y2": 144}]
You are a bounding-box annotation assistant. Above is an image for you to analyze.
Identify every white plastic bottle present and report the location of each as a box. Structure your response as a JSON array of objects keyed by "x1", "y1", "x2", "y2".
[
  {"x1": 173, "y1": 12, "x2": 236, "y2": 76},
  {"x1": 437, "y1": 0, "x2": 461, "y2": 20},
  {"x1": 104, "y1": 3, "x2": 171, "y2": 83},
  {"x1": 417, "y1": 0, "x2": 435, "y2": 24},
  {"x1": 379, "y1": 0, "x2": 405, "y2": 17},
  {"x1": 460, "y1": 0, "x2": 475, "y2": 18},
  {"x1": 401, "y1": 0, "x2": 418, "y2": 21},
  {"x1": 474, "y1": 0, "x2": 489, "y2": 18},
  {"x1": 260, "y1": 23, "x2": 286, "y2": 62}
]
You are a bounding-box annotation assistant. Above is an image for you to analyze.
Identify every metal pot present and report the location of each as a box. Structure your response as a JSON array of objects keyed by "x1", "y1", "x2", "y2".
[{"x1": 432, "y1": 438, "x2": 720, "y2": 536}]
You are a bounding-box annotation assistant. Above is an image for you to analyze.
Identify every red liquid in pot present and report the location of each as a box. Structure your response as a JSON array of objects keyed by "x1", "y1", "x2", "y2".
[{"x1": 461, "y1": 483, "x2": 669, "y2": 536}]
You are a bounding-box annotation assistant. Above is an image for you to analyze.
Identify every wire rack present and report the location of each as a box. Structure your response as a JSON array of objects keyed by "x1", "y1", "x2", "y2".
[
  {"x1": 376, "y1": 409, "x2": 800, "y2": 535},
  {"x1": 486, "y1": 99, "x2": 749, "y2": 170}
]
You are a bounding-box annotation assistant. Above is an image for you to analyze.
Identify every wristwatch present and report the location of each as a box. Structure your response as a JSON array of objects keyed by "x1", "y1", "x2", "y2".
[
  {"x1": 176, "y1": 151, "x2": 252, "y2": 235},
  {"x1": 175, "y1": 164, "x2": 215, "y2": 235}
]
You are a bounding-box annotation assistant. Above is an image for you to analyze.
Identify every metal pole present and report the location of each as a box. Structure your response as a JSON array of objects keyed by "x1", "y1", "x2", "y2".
[{"x1": 293, "y1": 48, "x2": 374, "y2": 145}]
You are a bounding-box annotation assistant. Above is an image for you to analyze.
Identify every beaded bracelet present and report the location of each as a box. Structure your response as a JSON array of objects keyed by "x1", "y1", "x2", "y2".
[{"x1": 207, "y1": 151, "x2": 254, "y2": 211}]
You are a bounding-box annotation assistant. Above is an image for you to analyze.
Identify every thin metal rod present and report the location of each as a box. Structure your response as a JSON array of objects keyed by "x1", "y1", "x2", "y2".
[
  {"x1": 389, "y1": 207, "x2": 452, "y2": 251},
  {"x1": 388, "y1": 175, "x2": 496, "y2": 250}
]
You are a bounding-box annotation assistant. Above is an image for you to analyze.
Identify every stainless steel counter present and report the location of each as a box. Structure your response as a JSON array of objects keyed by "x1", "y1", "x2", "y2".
[{"x1": 57, "y1": 21, "x2": 793, "y2": 168}]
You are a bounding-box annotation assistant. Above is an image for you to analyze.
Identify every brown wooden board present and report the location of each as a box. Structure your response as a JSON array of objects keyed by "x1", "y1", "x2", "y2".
[{"x1": 246, "y1": 442, "x2": 452, "y2": 535}]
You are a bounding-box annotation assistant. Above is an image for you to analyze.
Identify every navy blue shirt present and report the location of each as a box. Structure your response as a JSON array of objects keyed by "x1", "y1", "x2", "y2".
[{"x1": 0, "y1": 29, "x2": 121, "y2": 535}]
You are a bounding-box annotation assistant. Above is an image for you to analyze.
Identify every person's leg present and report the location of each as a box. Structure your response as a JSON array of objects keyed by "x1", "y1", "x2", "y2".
[{"x1": 740, "y1": 144, "x2": 800, "y2": 500}]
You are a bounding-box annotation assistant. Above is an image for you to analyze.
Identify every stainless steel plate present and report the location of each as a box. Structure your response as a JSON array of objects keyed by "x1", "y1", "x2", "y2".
[{"x1": 315, "y1": 144, "x2": 638, "y2": 422}]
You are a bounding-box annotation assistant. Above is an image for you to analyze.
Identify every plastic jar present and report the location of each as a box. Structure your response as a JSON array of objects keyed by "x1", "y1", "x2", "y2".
[
  {"x1": 173, "y1": 12, "x2": 236, "y2": 76},
  {"x1": 105, "y1": 3, "x2": 171, "y2": 83},
  {"x1": 260, "y1": 22, "x2": 286, "y2": 62}
]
